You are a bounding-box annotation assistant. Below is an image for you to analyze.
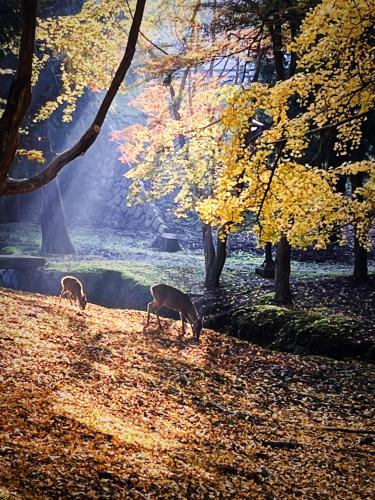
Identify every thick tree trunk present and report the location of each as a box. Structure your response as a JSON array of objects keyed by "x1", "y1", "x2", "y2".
[
  {"x1": 40, "y1": 178, "x2": 75, "y2": 254},
  {"x1": 274, "y1": 235, "x2": 292, "y2": 304},
  {"x1": 206, "y1": 235, "x2": 227, "y2": 289},
  {"x1": 0, "y1": 0, "x2": 37, "y2": 190},
  {"x1": 202, "y1": 223, "x2": 216, "y2": 275},
  {"x1": 353, "y1": 236, "x2": 368, "y2": 284},
  {"x1": 202, "y1": 223, "x2": 227, "y2": 289}
]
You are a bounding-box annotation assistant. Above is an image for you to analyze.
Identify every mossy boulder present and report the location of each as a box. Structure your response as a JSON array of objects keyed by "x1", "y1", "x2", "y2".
[{"x1": 231, "y1": 305, "x2": 373, "y2": 362}]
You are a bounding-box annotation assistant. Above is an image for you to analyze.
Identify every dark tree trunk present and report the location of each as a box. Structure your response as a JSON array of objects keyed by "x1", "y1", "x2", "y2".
[
  {"x1": 353, "y1": 237, "x2": 368, "y2": 284},
  {"x1": 0, "y1": 0, "x2": 36, "y2": 190},
  {"x1": 202, "y1": 223, "x2": 227, "y2": 289},
  {"x1": 206, "y1": 235, "x2": 227, "y2": 289},
  {"x1": 274, "y1": 235, "x2": 292, "y2": 304},
  {"x1": 351, "y1": 174, "x2": 368, "y2": 283},
  {"x1": 269, "y1": 11, "x2": 293, "y2": 303},
  {"x1": 269, "y1": 15, "x2": 284, "y2": 82},
  {"x1": 202, "y1": 223, "x2": 216, "y2": 274},
  {"x1": 40, "y1": 178, "x2": 75, "y2": 254}
]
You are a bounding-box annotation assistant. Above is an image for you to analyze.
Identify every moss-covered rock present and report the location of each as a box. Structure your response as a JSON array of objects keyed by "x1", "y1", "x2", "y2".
[{"x1": 231, "y1": 305, "x2": 373, "y2": 362}]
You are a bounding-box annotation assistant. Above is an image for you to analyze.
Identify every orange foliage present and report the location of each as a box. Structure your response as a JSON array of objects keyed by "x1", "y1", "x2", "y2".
[{"x1": 0, "y1": 288, "x2": 374, "y2": 498}]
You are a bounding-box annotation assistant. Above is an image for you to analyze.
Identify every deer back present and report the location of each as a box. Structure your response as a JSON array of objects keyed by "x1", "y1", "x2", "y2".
[
  {"x1": 61, "y1": 276, "x2": 83, "y2": 298},
  {"x1": 152, "y1": 284, "x2": 197, "y2": 319}
]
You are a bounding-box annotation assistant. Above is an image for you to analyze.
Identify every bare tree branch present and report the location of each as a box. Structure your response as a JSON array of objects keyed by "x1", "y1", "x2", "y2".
[
  {"x1": 1, "y1": 0, "x2": 147, "y2": 196},
  {"x1": 125, "y1": 0, "x2": 169, "y2": 55}
]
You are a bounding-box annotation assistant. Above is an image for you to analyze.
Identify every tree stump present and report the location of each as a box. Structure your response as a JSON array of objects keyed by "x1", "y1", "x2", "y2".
[{"x1": 152, "y1": 233, "x2": 181, "y2": 252}]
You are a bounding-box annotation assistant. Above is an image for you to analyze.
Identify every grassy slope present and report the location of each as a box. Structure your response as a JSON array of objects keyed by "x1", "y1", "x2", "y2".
[
  {"x1": 0, "y1": 289, "x2": 374, "y2": 499},
  {"x1": 2, "y1": 223, "x2": 374, "y2": 294}
]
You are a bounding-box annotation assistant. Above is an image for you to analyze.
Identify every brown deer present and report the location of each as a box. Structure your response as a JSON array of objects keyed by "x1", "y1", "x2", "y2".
[
  {"x1": 146, "y1": 284, "x2": 202, "y2": 340},
  {"x1": 59, "y1": 276, "x2": 87, "y2": 310}
]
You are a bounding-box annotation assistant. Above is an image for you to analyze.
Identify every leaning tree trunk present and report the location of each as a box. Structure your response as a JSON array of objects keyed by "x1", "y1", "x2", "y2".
[
  {"x1": 0, "y1": 0, "x2": 146, "y2": 196},
  {"x1": 274, "y1": 235, "x2": 292, "y2": 304},
  {"x1": 206, "y1": 234, "x2": 227, "y2": 289},
  {"x1": 40, "y1": 178, "x2": 75, "y2": 254},
  {"x1": 202, "y1": 223, "x2": 227, "y2": 289}
]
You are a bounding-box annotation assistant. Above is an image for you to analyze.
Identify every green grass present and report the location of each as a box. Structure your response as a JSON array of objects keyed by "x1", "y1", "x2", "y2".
[
  {"x1": 46, "y1": 258, "x2": 206, "y2": 292},
  {"x1": 0, "y1": 222, "x2": 374, "y2": 289},
  {"x1": 0, "y1": 223, "x2": 41, "y2": 254}
]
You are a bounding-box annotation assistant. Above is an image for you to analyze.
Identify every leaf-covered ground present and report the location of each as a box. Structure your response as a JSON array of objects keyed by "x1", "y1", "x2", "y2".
[{"x1": 0, "y1": 288, "x2": 374, "y2": 499}]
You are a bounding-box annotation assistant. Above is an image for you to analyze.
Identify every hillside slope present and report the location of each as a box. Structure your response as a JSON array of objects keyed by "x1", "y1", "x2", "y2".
[{"x1": 0, "y1": 289, "x2": 374, "y2": 499}]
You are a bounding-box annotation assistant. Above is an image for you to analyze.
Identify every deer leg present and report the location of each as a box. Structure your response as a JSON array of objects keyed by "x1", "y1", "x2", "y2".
[
  {"x1": 146, "y1": 301, "x2": 155, "y2": 327},
  {"x1": 156, "y1": 308, "x2": 163, "y2": 330},
  {"x1": 146, "y1": 300, "x2": 163, "y2": 329},
  {"x1": 180, "y1": 313, "x2": 187, "y2": 335}
]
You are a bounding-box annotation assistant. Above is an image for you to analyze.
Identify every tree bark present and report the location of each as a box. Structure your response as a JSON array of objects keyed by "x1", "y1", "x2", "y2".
[
  {"x1": 206, "y1": 234, "x2": 227, "y2": 289},
  {"x1": 268, "y1": 9, "x2": 298, "y2": 304},
  {"x1": 351, "y1": 174, "x2": 368, "y2": 283},
  {"x1": 268, "y1": 3, "x2": 284, "y2": 82},
  {"x1": 353, "y1": 237, "x2": 368, "y2": 284},
  {"x1": 202, "y1": 223, "x2": 227, "y2": 289},
  {"x1": 40, "y1": 120, "x2": 75, "y2": 254},
  {"x1": 202, "y1": 223, "x2": 216, "y2": 275},
  {"x1": 40, "y1": 178, "x2": 75, "y2": 254},
  {"x1": 0, "y1": 0, "x2": 36, "y2": 191},
  {"x1": 0, "y1": 0, "x2": 146, "y2": 195},
  {"x1": 274, "y1": 235, "x2": 292, "y2": 304}
]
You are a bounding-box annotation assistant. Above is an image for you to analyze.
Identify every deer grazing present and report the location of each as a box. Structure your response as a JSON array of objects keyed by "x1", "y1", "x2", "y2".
[
  {"x1": 146, "y1": 284, "x2": 202, "y2": 340},
  {"x1": 59, "y1": 276, "x2": 87, "y2": 310}
]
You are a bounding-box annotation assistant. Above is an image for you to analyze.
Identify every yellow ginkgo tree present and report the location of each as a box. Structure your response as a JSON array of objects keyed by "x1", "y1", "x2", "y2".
[
  {"x1": 113, "y1": 75, "x2": 232, "y2": 288},
  {"x1": 197, "y1": 0, "x2": 375, "y2": 296}
]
